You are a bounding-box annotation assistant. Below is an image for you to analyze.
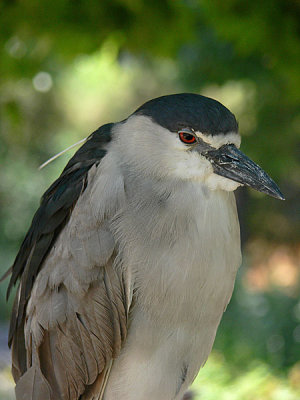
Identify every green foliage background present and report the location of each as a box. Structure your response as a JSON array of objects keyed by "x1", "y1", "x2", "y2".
[{"x1": 0, "y1": 1, "x2": 299, "y2": 398}]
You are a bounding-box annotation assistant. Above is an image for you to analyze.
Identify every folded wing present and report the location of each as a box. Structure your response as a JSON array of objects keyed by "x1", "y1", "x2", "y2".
[{"x1": 8, "y1": 123, "x2": 130, "y2": 400}]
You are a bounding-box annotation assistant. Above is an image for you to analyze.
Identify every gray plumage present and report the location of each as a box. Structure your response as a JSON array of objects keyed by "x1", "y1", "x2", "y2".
[{"x1": 6, "y1": 94, "x2": 284, "y2": 400}]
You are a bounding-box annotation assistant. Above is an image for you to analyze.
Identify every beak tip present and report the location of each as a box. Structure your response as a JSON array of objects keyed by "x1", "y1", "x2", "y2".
[{"x1": 270, "y1": 188, "x2": 285, "y2": 201}]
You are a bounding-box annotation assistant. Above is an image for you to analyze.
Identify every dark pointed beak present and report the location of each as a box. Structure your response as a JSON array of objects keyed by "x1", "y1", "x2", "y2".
[{"x1": 202, "y1": 144, "x2": 285, "y2": 200}]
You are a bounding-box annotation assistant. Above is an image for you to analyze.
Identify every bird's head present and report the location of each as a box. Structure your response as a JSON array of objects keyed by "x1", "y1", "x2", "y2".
[{"x1": 114, "y1": 93, "x2": 284, "y2": 200}]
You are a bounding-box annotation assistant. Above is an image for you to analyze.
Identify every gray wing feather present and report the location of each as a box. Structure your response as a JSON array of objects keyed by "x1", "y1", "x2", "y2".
[
  {"x1": 8, "y1": 123, "x2": 113, "y2": 340},
  {"x1": 8, "y1": 124, "x2": 131, "y2": 400}
]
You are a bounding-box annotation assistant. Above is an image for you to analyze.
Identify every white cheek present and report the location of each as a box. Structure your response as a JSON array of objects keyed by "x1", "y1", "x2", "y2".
[
  {"x1": 172, "y1": 152, "x2": 213, "y2": 180},
  {"x1": 205, "y1": 173, "x2": 242, "y2": 191},
  {"x1": 171, "y1": 149, "x2": 242, "y2": 192}
]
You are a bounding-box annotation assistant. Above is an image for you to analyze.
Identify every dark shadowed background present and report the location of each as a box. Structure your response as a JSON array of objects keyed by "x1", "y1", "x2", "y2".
[{"x1": 0, "y1": 1, "x2": 300, "y2": 398}]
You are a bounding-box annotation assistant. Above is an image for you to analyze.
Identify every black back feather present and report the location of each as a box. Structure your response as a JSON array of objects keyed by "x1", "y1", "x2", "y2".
[{"x1": 7, "y1": 123, "x2": 113, "y2": 345}]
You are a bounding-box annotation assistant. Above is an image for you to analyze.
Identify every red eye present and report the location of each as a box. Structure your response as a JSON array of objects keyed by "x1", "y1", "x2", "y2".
[{"x1": 179, "y1": 131, "x2": 196, "y2": 144}]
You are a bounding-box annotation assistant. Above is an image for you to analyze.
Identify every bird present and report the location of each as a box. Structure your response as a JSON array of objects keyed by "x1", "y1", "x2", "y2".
[{"x1": 4, "y1": 93, "x2": 284, "y2": 400}]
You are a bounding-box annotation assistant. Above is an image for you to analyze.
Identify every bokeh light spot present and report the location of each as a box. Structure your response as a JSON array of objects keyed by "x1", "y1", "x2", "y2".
[
  {"x1": 32, "y1": 72, "x2": 53, "y2": 93},
  {"x1": 5, "y1": 36, "x2": 27, "y2": 58}
]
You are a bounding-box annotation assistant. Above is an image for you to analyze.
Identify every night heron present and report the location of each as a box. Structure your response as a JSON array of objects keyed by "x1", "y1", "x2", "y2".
[{"x1": 5, "y1": 94, "x2": 284, "y2": 400}]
